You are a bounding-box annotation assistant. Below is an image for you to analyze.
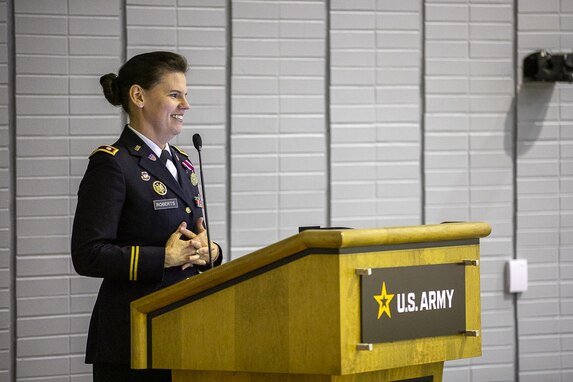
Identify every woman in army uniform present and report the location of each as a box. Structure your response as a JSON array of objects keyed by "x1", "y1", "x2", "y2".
[{"x1": 71, "y1": 51, "x2": 222, "y2": 382}]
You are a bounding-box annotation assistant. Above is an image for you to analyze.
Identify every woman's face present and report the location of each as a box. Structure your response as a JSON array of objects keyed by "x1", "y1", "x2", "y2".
[{"x1": 139, "y1": 71, "x2": 190, "y2": 145}]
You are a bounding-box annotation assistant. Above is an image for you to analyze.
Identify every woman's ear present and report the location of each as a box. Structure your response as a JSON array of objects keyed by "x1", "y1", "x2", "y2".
[{"x1": 129, "y1": 84, "x2": 144, "y2": 109}]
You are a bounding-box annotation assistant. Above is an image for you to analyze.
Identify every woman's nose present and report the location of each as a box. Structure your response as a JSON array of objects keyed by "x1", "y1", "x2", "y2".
[{"x1": 180, "y1": 97, "x2": 190, "y2": 110}]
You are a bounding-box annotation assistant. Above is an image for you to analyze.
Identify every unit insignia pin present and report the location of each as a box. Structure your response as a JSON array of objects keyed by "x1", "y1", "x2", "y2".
[
  {"x1": 185, "y1": 207, "x2": 192, "y2": 214},
  {"x1": 141, "y1": 171, "x2": 150, "y2": 181},
  {"x1": 153, "y1": 181, "x2": 167, "y2": 196},
  {"x1": 191, "y1": 172, "x2": 199, "y2": 186},
  {"x1": 148, "y1": 153, "x2": 157, "y2": 161}
]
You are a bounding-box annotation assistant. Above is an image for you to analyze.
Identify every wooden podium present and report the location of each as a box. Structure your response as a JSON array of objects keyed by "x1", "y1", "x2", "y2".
[{"x1": 131, "y1": 222, "x2": 491, "y2": 382}]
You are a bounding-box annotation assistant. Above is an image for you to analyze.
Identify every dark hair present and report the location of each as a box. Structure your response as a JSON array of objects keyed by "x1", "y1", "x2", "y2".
[{"x1": 99, "y1": 51, "x2": 188, "y2": 113}]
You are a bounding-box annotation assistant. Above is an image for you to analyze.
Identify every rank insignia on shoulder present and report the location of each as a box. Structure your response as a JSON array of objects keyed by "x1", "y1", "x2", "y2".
[
  {"x1": 172, "y1": 145, "x2": 189, "y2": 157},
  {"x1": 90, "y1": 145, "x2": 119, "y2": 157}
]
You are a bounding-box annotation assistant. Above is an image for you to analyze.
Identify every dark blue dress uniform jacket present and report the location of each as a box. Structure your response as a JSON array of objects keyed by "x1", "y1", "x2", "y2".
[{"x1": 71, "y1": 126, "x2": 222, "y2": 365}]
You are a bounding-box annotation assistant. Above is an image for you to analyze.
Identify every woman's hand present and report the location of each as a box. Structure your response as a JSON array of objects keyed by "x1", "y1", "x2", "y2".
[
  {"x1": 164, "y1": 221, "x2": 205, "y2": 268},
  {"x1": 179, "y1": 217, "x2": 219, "y2": 269},
  {"x1": 164, "y1": 218, "x2": 219, "y2": 269}
]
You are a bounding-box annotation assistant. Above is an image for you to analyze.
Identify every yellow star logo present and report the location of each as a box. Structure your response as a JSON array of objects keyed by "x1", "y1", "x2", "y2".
[{"x1": 373, "y1": 282, "x2": 394, "y2": 319}]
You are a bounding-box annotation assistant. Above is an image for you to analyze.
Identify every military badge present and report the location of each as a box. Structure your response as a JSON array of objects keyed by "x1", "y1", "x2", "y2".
[
  {"x1": 90, "y1": 145, "x2": 118, "y2": 157},
  {"x1": 190, "y1": 172, "x2": 199, "y2": 186},
  {"x1": 141, "y1": 171, "x2": 150, "y2": 181},
  {"x1": 182, "y1": 159, "x2": 194, "y2": 172},
  {"x1": 134, "y1": 145, "x2": 141, "y2": 151},
  {"x1": 148, "y1": 153, "x2": 157, "y2": 161},
  {"x1": 194, "y1": 195, "x2": 203, "y2": 208},
  {"x1": 153, "y1": 181, "x2": 167, "y2": 196}
]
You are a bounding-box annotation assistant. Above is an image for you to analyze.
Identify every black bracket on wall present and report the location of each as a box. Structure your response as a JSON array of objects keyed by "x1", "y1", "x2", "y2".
[{"x1": 523, "y1": 50, "x2": 573, "y2": 82}]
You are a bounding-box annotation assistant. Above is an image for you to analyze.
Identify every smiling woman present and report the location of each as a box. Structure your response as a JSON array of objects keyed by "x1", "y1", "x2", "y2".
[
  {"x1": 71, "y1": 51, "x2": 223, "y2": 382},
  {"x1": 128, "y1": 71, "x2": 190, "y2": 146}
]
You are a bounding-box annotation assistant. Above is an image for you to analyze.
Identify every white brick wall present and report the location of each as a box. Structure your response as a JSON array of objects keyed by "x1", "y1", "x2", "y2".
[{"x1": 1, "y1": 0, "x2": 573, "y2": 381}]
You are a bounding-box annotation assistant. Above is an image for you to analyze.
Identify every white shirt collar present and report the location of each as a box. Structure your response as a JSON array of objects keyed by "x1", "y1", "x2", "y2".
[
  {"x1": 127, "y1": 124, "x2": 170, "y2": 157},
  {"x1": 127, "y1": 125, "x2": 179, "y2": 180}
]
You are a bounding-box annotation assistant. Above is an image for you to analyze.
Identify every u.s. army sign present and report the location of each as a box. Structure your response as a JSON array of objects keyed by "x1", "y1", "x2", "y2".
[{"x1": 360, "y1": 263, "x2": 466, "y2": 343}]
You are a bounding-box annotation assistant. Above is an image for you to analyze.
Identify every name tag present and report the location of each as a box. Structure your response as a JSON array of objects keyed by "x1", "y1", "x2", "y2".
[{"x1": 153, "y1": 198, "x2": 178, "y2": 210}]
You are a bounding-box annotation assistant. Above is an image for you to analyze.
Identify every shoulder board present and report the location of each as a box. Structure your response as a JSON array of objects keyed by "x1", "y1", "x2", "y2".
[
  {"x1": 171, "y1": 145, "x2": 189, "y2": 157},
  {"x1": 90, "y1": 145, "x2": 119, "y2": 157}
]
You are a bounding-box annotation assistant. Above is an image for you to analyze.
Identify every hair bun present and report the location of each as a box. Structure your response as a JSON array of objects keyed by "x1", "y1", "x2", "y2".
[{"x1": 100, "y1": 73, "x2": 122, "y2": 106}]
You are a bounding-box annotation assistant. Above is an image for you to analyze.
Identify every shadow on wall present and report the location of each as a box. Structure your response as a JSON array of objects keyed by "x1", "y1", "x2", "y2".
[{"x1": 508, "y1": 82, "x2": 556, "y2": 158}]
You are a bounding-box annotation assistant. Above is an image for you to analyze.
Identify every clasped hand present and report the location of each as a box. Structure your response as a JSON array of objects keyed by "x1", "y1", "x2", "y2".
[{"x1": 164, "y1": 217, "x2": 219, "y2": 269}]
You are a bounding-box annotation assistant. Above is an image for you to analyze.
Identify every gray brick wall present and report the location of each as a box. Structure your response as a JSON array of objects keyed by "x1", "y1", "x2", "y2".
[
  {"x1": 15, "y1": 1, "x2": 123, "y2": 380},
  {"x1": 15, "y1": 0, "x2": 70, "y2": 378},
  {"x1": 425, "y1": 1, "x2": 516, "y2": 380},
  {"x1": 517, "y1": 0, "x2": 573, "y2": 381},
  {"x1": 231, "y1": 0, "x2": 327, "y2": 258},
  {"x1": 1, "y1": 0, "x2": 572, "y2": 381},
  {"x1": 0, "y1": 0, "x2": 11, "y2": 381},
  {"x1": 330, "y1": 0, "x2": 423, "y2": 230}
]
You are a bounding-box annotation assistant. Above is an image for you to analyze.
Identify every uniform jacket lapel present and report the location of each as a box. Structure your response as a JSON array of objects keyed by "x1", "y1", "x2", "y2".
[
  {"x1": 120, "y1": 127, "x2": 196, "y2": 207},
  {"x1": 170, "y1": 150, "x2": 197, "y2": 200}
]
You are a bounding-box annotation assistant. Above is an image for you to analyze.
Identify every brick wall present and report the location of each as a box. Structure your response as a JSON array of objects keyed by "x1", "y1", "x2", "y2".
[
  {"x1": 0, "y1": 0, "x2": 12, "y2": 380},
  {"x1": 231, "y1": 0, "x2": 327, "y2": 258},
  {"x1": 517, "y1": 0, "x2": 573, "y2": 381},
  {"x1": 1, "y1": 0, "x2": 572, "y2": 381},
  {"x1": 14, "y1": 1, "x2": 122, "y2": 380},
  {"x1": 425, "y1": 0, "x2": 516, "y2": 380},
  {"x1": 330, "y1": 1, "x2": 422, "y2": 229}
]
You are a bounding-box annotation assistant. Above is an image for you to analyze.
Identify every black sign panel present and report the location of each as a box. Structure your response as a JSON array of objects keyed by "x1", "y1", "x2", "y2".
[{"x1": 360, "y1": 263, "x2": 466, "y2": 343}]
